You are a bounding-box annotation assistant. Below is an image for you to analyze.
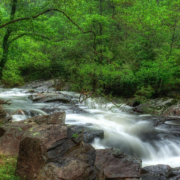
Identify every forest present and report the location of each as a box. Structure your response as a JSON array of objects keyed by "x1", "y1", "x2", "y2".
[
  {"x1": 2, "y1": 1, "x2": 180, "y2": 180},
  {"x1": 1, "y1": 0, "x2": 180, "y2": 98}
]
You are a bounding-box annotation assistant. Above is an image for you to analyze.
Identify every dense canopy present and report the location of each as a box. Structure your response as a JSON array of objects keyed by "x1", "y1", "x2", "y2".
[{"x1": 1, "y1": 0, "x2": 180, "y2": 98}]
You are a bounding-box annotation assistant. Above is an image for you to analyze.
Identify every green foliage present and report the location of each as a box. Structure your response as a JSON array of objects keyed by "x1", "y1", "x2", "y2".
[
  {"x1": 72, "y1": 133, "x2": 79, "y2": 138},
  {"x1": 135, "y1": 85, "x2": 155, "y2": 103},
  {"x1": 1, "y1": 0, "x2": 180, "y2": 98},
  {"x1": 0, "y1": 154, "x2": 21, "y2": 180},
  {"x1": 2, "y1": 69, "x2": 24, "y2": 87}
]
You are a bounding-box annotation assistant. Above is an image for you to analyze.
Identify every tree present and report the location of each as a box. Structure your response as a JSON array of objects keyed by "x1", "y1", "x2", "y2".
[{"x1": 0, "y1": 0, "x2": 96, "y2": 79}]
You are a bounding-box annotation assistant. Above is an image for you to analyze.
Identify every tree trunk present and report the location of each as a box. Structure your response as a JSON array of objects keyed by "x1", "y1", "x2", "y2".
[
  {"x1": 0, "y1": 30, "x2": 12, "y2": 78},
  {"x1": 0, "y1": 0, "x2": 18, "y2": 79}
]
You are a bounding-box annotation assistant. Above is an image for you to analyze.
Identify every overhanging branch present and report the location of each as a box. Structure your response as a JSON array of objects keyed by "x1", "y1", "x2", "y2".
[
  {"x1": 8, "y1": 32, "x2": 62, "y2": 44},
  {"x1": 0, "y1": 8, "x2": 97, "y2": 51},
  {"x1": 1, "y1": 8, "x2": 117, "y2": 67}
]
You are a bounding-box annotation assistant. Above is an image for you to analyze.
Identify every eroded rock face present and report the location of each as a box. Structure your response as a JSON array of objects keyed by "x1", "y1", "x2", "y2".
[
  {"x1": 16, "y1": 124, "x2": 97, "y2": 180},
  {"x1": 0, "y1": 112, "x2": 66, "y2": 156},
  {"x1": 95, "y1": 148, "x2": 141, "y2": 180}
]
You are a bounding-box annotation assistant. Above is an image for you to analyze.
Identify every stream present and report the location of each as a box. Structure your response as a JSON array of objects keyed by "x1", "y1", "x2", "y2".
[{"x1": 1, "y1": 88, "x2": 180, "y2": 168}]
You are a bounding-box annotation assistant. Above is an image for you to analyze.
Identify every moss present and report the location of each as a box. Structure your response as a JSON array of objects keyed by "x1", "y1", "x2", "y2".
[
  {"x1": 166, "y1": 99, "x2": 178, "y2": 107},
  {"x1": 0, "y1": 154, "x2": 21, "y2": 180}
]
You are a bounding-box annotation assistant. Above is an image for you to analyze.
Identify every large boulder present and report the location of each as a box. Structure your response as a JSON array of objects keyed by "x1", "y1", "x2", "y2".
[
  {"x1": 0, "y1": 112, "x2": 66, "y2": 156},
  {"x1": 0, "y1": 122, "x2": 32, "y2": 155},
  {"x1": 29, "y1": 92, "x2": 71, "y2": 103},
  {"x1": 133, "y1": 98, "x2": 179, "y2": 115},
  {"x1": 16, "y1": 124, "x2": 97, "y2": 180},
  {"x1": 95, "y1": 148, "x2": 141, "y2": 180}
]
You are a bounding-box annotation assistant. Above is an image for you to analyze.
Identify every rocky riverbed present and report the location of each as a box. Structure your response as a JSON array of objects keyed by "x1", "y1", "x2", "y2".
[{"x1": 0, "y1": 79, "x2": 180, "y2": 179}]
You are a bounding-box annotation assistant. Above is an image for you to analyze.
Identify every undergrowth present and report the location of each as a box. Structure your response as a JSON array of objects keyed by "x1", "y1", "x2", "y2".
[{"x1": 0, "y1": 154, "x2": 21, "y2": 180}]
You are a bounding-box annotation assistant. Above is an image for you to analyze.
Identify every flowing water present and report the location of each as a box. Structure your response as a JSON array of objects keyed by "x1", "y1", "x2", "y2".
[{"x1": 1, "y1": 88, "x2": 180, "y2": 168}]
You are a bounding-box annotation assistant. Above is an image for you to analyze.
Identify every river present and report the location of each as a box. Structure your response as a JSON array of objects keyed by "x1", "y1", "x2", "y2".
[{"x1": 1, "y1": 88, "x2": 180, "y2": 168}]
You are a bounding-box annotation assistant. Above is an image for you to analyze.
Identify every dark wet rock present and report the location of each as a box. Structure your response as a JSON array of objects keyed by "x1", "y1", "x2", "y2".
[
  {"x1": 84, "y1": 130, "x2": 104, "y2": 143},
  {"x1": 66, "y1": 125, "x2": 104, "y2": 143},
  {"x1": 29, "y1": 92, "x2": 71, "y2": 103},
  {"x1": 0, "y1": 108, "x2": 12, "y2": 124},
  {"x1": 169, "y1": 175, "x2": 180, "y2": 180},
  {"x1": 42, "y1": 107, "x2": 64, "y2": 114},
  {"x1": 27, "y1": 89, "x2": 36, "y2": 93},
  {"x1": 141, "y1": 165, "x2": 179, "y2": 180},
  {"x1": 16, "y1": 124, "x2": 97, "y2": 180},
  {"x1": 133, "y1": 98, "x2": 179, "y2": 115},
  {"x1": 141, "y1": 173, "x2": 167, "y2": 180},
  {"x1": 95, "y1": 149, "x2": 141, "y2": 180},
  {"x1": 127, "y1": 98, "x2": 141, "y2": 107},
  {"x1": 42, "y1": 103, "x2": 87, "y2": 114},
  {"x1": 0, "y1": 108, "x2": 7, "y2": 119},
  {"x1": 0, "y1": 112, "x2": 65, "y2": 156},
  {"x1": 143, "y1": 165, "x2": 171, "y2": 178},
  {"x1": 23, "y1": 110, "x2": 44, "y2": 117},
  {"x1": 171, "y1": 167, "x2": 180, "y2": 176},
  {"x1": 21, "y1": 79, "x2": 55, "y2": 90}
]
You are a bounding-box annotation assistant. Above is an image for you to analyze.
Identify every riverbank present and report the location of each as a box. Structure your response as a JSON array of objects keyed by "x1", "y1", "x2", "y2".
[
  {"x1": 0, "y1": 154, "x2": 20, "y2": 180},
  {"x1": 1, "y1": 80, "x2": 180, "y2": 179}
]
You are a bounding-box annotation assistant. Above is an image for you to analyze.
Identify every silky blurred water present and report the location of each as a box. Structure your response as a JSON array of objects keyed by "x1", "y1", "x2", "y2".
[{"x1": 1, "y1": 88, "x2": 180, "y2": 168}]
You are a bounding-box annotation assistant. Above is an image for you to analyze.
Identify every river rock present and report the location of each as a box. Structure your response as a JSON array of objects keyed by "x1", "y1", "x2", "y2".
[
  {"x1": 84, "y1": 130, "x2": 104, "y2": 143},
  {"x1": 20, "y1": 79, "x2": 54, "y2": 90},
  {"x1": 0, "y1": 122, "x2": 32, "y2": 155},
  {"x1": 29, "y1": 92, "x2": 71, "y2": 103},
  {"x1": 0, "y1": 112, "x2": 65, "y2": 155},
  {"x1": 141, "y1": 165, "x2": 179, "y2": 180},
  {"x1": 133, "y1": 98, "x2": 179, "y2": 115},
  {"x1": 0, "y1": 107, "x2": 12, "y2": 124},
  {"x1": 95, "y1": 148, "x2": 141, "y2": 180},
  {"x1": 16, "y1": 124, "x2": 97, "y2": 180},
  {"x1": 162, "y1": 105, "x2": 180, "y2": 116}
]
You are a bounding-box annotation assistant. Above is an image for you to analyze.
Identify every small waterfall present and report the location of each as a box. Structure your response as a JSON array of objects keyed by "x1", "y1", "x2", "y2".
[{"x1": 1, "y1": 88, "x2": 180, "y2": 167}]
